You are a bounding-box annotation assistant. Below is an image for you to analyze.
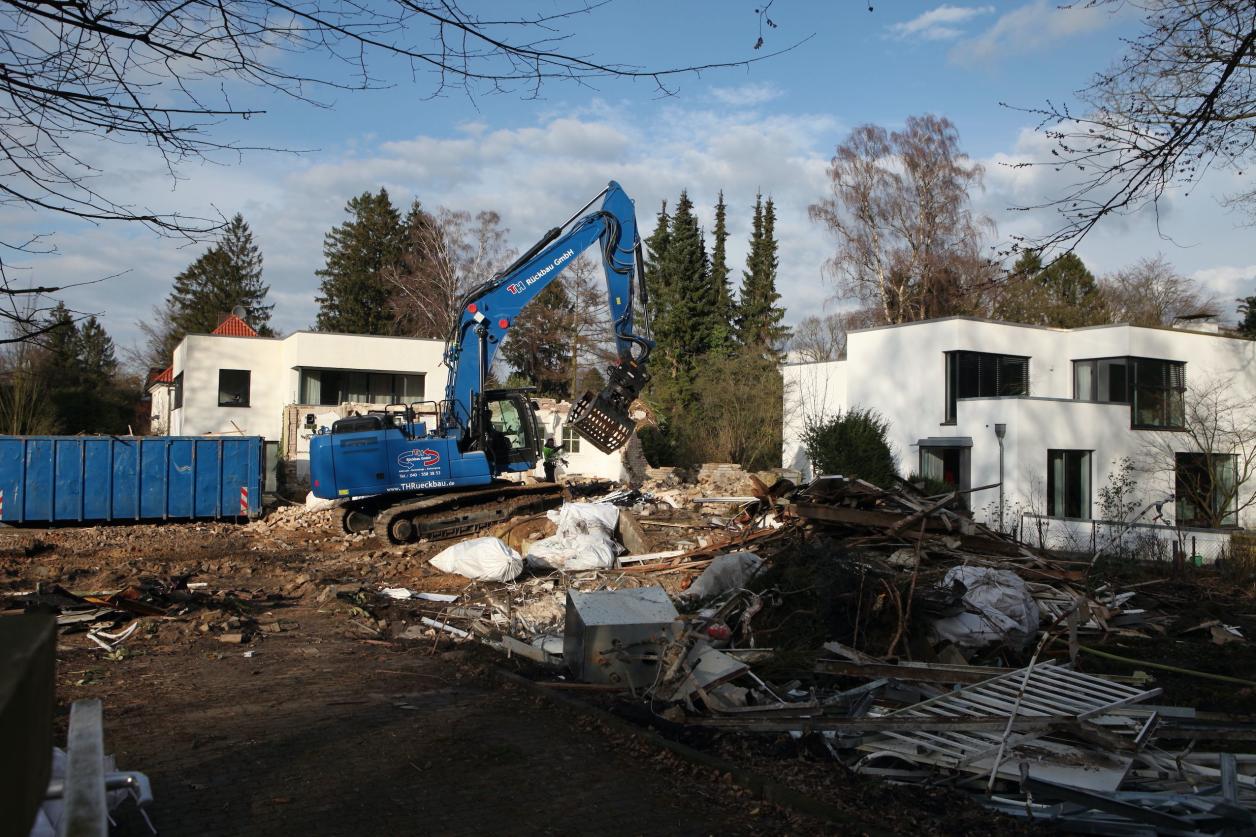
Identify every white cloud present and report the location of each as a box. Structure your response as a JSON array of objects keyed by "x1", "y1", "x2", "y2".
[
  {"x1": 1191, "y1": 265, "x2": 1256, "y2": 309},
  {"x1": 951, "y1": 0, "x2": 1120, "y2": 65},
  {"x1": 8, "y1": 104, "x2": 842, "y2": 354},
  {"x1": 888, "y1": 5, "x2": 994, "y2": 41},
  {"x1": 708, "y1": 82, "x2": 783, "y2": 107}
]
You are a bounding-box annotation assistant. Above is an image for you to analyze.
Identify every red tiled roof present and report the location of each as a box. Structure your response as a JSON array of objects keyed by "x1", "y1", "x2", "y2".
[
  {"x1": 211, "y1": 314, "x2": 258, "y2": 337},
  {"x1": 152, "y1": 366, "x2": 173, "y2": 383}
]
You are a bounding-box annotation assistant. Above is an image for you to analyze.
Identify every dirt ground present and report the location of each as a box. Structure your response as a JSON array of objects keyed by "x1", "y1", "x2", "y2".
[{"x1": 1, "y1": 511, "x2": 1005, "y2": 836}]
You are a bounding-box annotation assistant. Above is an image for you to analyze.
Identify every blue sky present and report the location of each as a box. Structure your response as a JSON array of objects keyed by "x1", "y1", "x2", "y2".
[{"x1": 9, "y1": 1, "x2": 1256, "y2": 356}]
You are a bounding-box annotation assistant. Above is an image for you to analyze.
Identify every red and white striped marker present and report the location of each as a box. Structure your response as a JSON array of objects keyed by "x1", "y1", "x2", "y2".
[
  {"x1": 0, "y1": 488, "x2": 5, "y2": 519},
  {"x1": 239, "y1": 486, "x2": 249, "y2": 516}
]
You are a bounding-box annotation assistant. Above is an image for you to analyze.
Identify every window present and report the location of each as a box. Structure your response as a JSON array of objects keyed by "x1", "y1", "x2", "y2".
[
  {"x1": 173, "y1": 372, "x2": 183, "y2": 410},
  {"x1": 562, "y1": 424, "x2": 583, "y2": 454},
  {"x1": 218, "y1": 369, "x2": 251, "y2": 407},
  {"x1": 944, "y1": 351, "x2": 1029, "y2": 423},
  {"x1": 1175, "y1": 452, "x2": 1238, "y2": 527},
  {"x1": 300, "y1": 369, "x2": 424, "y2": 406},
  {"x1": 1073, "y1": 357, "x2": 1184, "y2": 429},
  {"x1": 1047, "y1": 450, "x2": 1091, "y2": 519},
  {"x1": 919, "y1": 445, "x2": 970, "y2": 508},
  {"x1": 1073, "y1": 358, "x2": 1129, "y2": 403},
  {"x1": 1131, "y1": 358, "x2": 1185, "y2": 429}
]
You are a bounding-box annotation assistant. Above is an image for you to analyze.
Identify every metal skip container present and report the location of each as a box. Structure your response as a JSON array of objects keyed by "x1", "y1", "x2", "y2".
[{"x1": 0, "y1": 436, "x2": 264, "y2": 524}]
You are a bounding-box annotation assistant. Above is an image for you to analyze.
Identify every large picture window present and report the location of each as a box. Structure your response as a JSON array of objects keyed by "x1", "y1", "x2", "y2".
[
  {"x1": 1073, "y1": 358, "x2": 1129, "y2": 403},
  {"x1": 1047, "y1": 450, "x2": 1091, "y2": 519},
  {"x1": 1175, "y1": 452, "x2": 1238, "y2": 527},
  {"x1": 173, "y1": 372, "x2": 183, "y2": 410},
  {"x1": 300, "y1": 369, "x2": 424, "y2": 406},
  {"x1": 218, "y1": 369, "x2": 251, "y2": 407},
  {"x1": 944, "y1": 351, "x2": 1029, "y2": 423},
  {"x1": 1073, "y1": 356, "x2": 1184, "y2": 429}
]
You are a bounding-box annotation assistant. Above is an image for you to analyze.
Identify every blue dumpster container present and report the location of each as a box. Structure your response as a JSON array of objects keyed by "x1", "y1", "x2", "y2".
[{"x1": 0, "y1": 436, "x2": 264, "y2": 524}]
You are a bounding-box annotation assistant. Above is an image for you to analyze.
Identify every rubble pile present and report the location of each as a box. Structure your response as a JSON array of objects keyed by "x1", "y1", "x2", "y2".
[
  {"x1": 5, "y1": 465, "x2": 1255, "y2": 832},
  {"x1": 369, "y1": 472, "x2": 1256, "y2": 834}
]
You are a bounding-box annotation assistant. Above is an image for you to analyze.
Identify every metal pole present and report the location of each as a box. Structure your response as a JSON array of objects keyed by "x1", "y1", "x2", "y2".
[{"x1": 994, "y1": 424, "x2": 1007, "y2": 532}]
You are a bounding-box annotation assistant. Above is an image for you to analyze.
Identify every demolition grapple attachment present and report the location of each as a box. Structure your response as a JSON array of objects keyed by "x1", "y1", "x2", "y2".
[{"x1": 568, "y1": 359, "x2": 650, "y2": 454}]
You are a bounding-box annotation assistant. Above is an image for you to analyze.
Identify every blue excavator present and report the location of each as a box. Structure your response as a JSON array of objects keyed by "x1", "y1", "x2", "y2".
[{"x1": 310, "y1": 181, "x2": 653, "y2": 543}]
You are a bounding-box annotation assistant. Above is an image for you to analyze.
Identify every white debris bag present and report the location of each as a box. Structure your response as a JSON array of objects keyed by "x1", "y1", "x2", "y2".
[
  {"x1": 526, "y1": 502, "x2": 623, "y2": 572},
  {"x1": 304, "y1": 491, "x2": 340, "y2": 511},
  {"x1": 930, "y1": 566, "x2": 1040, "y2": 650},
  {"x1": 682, "y1": 551, "x2": 765, "y2": 600},
  {"x1": 430, "y1": 537, "x2": 523, "y2": 582}
]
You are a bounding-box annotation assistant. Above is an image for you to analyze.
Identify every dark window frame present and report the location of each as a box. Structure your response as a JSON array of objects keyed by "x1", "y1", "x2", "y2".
[
  {"x1": 173, "y1": 372, "x2": 184, "y2": 410},
  {"x1": 299, "y1": 367, "x2": 425, "y2": 406},
  {"x1": 1174, "y1": 452, "x2": 1239, "y2": 528},
  {"x1": 217, "y1": 369, "x2": 252, "y2": 408},
  {"x1": 1047, "y1": 449, "x2": 1092, "y2": 520},
  {"x1": 1072, "y1": 356, "x2": 1185, "y2": 430},
  {"x1": 944, "y1": 350, "x2": 1030, "y2": 423}
]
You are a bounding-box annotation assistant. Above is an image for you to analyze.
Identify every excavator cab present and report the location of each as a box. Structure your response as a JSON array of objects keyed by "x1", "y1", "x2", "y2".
[{"x1": 481, "y1": 389, "x2": 543, "y2": 471}]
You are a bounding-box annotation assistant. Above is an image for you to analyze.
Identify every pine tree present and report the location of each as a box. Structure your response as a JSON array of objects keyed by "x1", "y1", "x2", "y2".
[
  {"x1": 1239, "y1": 295, "x2": 1256, "y2": 339},
  {"x1": 500, "y1": 281, "x2": 573, "y2": 398},
  {"x1": 77, "y1": 317, "x2": 118, "y2": 384},
  {"x1": 995, "y1": 250, "x2": 1108, "y2": 328},
  {"x1": 168, "y1": 214, "x2": 273, "y2": 339},
  {"x1": 736, "y1": 194, "x2": 789, "y2": 355},
  {"x1": 709, "y1": 191, "x2": 734, "y2": 354},
  {"x1": 657, "y1": 191, "x2": 718, "y2": 369},
  {"x1": 316, "y1": 190, "x2": 404, "y2": 335},
  {"x1": 36, "y1": 307, "x2": 130, "y2": 433},
  {"x1": 644, "y1": 200, "x2": 672, "y2": 328}
]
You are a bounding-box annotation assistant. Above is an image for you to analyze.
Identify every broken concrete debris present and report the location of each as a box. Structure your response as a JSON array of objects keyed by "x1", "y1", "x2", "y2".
[
  {"x1": 7, "y1": 460, "x2": 1253, "y2": 833},
  {"x1": 370, "y1": 469, "x2": 1254, "y2": 833}
]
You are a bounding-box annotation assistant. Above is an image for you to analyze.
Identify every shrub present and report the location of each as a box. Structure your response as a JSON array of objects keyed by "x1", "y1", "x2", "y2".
[{"x1": 801, "y1": 407, "x2": 897, "y2": 487}]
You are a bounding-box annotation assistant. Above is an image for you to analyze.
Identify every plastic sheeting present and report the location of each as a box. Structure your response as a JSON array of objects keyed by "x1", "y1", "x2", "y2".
[
  {"x1": 681, "y1": 551, "x2": 765, "y2": 600},
  {"x1": 430, "y1": 537, "x2": 523, "y2": 582},
  {"x1": 526, "y1": 502, "x2": 623, "y2": 572},
  {"x1": 930, "y1": 566, "x2": 1041, "y2": 650}
]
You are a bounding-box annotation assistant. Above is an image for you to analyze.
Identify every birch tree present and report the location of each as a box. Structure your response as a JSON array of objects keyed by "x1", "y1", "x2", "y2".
[{"x1": 809, "y1": 115, "x2": 995, "y2": 324}]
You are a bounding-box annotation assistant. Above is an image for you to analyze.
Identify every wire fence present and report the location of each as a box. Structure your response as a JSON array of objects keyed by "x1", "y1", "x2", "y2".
[{"x1": 1017, "y1": 513, "x2": 1234, "y2": 565}]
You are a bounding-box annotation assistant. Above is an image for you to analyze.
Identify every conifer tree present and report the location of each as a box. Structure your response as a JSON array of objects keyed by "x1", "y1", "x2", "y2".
[
  {"x1": 169, "y1": 214, "x2": 273, "y2": 339},
  {"x1": 994, "y1": 250, "x2": 1108, "y2": 328},
  {"x1": 709, "y1": 191, "x2": 735, "y2": 354},
  {"x1": 37, "y1": 306, "x2": 130, "y2": 433},
  {"x1": 657, "y1": 191, "x2": 718, "y2": 369},
  {"x1": 736, "y1": 194, "x2": 789, "y2": 354},
  {"x1": 644, "y1": 200, "x2": 672, "y2": 328},
  {"x1": 316, "y1": 190, "x2": 404, "y2": 334}
]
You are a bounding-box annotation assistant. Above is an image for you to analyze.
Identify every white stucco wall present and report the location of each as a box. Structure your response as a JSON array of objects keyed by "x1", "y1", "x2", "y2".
[
  {"x1": 148, "y1": 382, "x2": 173, "y2": 435},
  {"x1": 782, "y1": 359, "x2": 847, "y2": 476},
  {"x1": 168, "y1": 331, "x2": 447, "y2": 442},
  {"x1": 532, "y1": 401, "x2": 627, "y2": 482},
  {"x1": 782, "y1": 317, "x2": 1256, "y2": 529}
]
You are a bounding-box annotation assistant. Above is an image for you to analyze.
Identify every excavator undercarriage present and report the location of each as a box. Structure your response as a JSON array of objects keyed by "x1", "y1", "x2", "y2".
[{"x1": 338, "y1": 482, "x2": 566, "y2": 545}]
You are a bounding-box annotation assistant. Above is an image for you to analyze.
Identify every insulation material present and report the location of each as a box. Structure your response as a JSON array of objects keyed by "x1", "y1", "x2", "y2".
[
  {"x1": 430, "y1": 537, "x2": 523, "y2": 582},
  {"x1": 681, "y1": 551, "x2": 765, "y2": 600},
  {"x1": 526, "y1": 503, "x2": 623, "y2": 572},
  {"x1": 930, "y1": 566, "x2": 1040, "y2": 650}
]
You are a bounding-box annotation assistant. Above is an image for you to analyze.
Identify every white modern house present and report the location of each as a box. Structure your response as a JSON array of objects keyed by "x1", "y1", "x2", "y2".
[{"x1": 783, "y1": 317, "x2": 1256, "y2": 552}]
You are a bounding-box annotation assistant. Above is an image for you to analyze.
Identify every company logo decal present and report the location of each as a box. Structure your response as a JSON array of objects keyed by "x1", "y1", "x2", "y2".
[{"x1": 397, "y1": 448, "x2": 440, "y2": 469}]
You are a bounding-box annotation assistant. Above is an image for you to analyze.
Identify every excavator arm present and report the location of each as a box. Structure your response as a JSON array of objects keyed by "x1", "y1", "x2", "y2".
[{"x1": 441, "y1": 181, "x2": 652, "y2": 454}]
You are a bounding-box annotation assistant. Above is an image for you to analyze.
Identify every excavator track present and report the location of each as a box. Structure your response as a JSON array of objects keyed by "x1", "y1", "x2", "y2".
[{"x1": 369, "y1": 482, "x2": 565, "y2": 545}]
